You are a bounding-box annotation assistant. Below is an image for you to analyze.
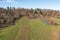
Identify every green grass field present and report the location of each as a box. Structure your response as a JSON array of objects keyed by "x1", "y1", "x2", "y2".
[{"x1": 0, "y1": 17, "x2": 58, "y2": 40}]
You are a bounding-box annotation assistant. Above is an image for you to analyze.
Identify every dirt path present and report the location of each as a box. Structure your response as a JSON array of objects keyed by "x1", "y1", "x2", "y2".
[
  {"x1": 57, "y1": 26, "x2": 60, "y2": 40},
  {"x1": 52, "y1": 26, "x2": 60, "y2": 40}
]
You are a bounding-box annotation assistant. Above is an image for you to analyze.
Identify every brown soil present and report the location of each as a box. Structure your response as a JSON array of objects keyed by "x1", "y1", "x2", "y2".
[{"x1": 51, "y1": 26, "x2": 60, "y2": 40}]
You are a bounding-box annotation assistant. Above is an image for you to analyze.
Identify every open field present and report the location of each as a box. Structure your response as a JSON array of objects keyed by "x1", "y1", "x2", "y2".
[{"x1": 0, "y1": 17, "x2": 58, "y2": 40}]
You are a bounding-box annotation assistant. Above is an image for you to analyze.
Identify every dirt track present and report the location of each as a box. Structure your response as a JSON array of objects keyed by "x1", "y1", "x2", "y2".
[
  {"x1": 57, "y1": 26, "x2": 60, "y2": 40},
  {"x1": 52, "y1": 26, "x2": 60, "y2": 40}
]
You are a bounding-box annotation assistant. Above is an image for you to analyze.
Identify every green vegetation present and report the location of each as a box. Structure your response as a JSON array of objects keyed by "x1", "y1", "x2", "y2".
[
  {"x1": 0, "y1": 17, "x2": 57, "y2": 40},
  {"x1": 50, "y1": 17, "x2": 60, "y2": 25}
]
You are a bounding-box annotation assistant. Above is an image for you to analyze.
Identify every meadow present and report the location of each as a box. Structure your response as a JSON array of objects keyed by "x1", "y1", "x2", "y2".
[{"x1": 0, "y1": 17, "x2": 59, "y2": 40}]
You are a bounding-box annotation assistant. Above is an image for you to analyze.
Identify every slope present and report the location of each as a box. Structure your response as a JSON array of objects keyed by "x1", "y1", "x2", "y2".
[{"x1": 0, "y1": 17, "x2": 56, "y2": 40}]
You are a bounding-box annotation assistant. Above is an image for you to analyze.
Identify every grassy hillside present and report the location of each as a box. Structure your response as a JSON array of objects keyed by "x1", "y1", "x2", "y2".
[
  {"x1": 50, "y1": 17, "x2": 60, "y2": 25},
  {"x1": 0, "y1": 17, "x2": 57, "y2": 40}
]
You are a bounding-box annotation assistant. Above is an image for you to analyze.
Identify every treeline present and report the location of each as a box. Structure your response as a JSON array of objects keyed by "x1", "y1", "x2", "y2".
[{"x1": 0, "y1": 7, "x2": 60, "y2": 27}]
